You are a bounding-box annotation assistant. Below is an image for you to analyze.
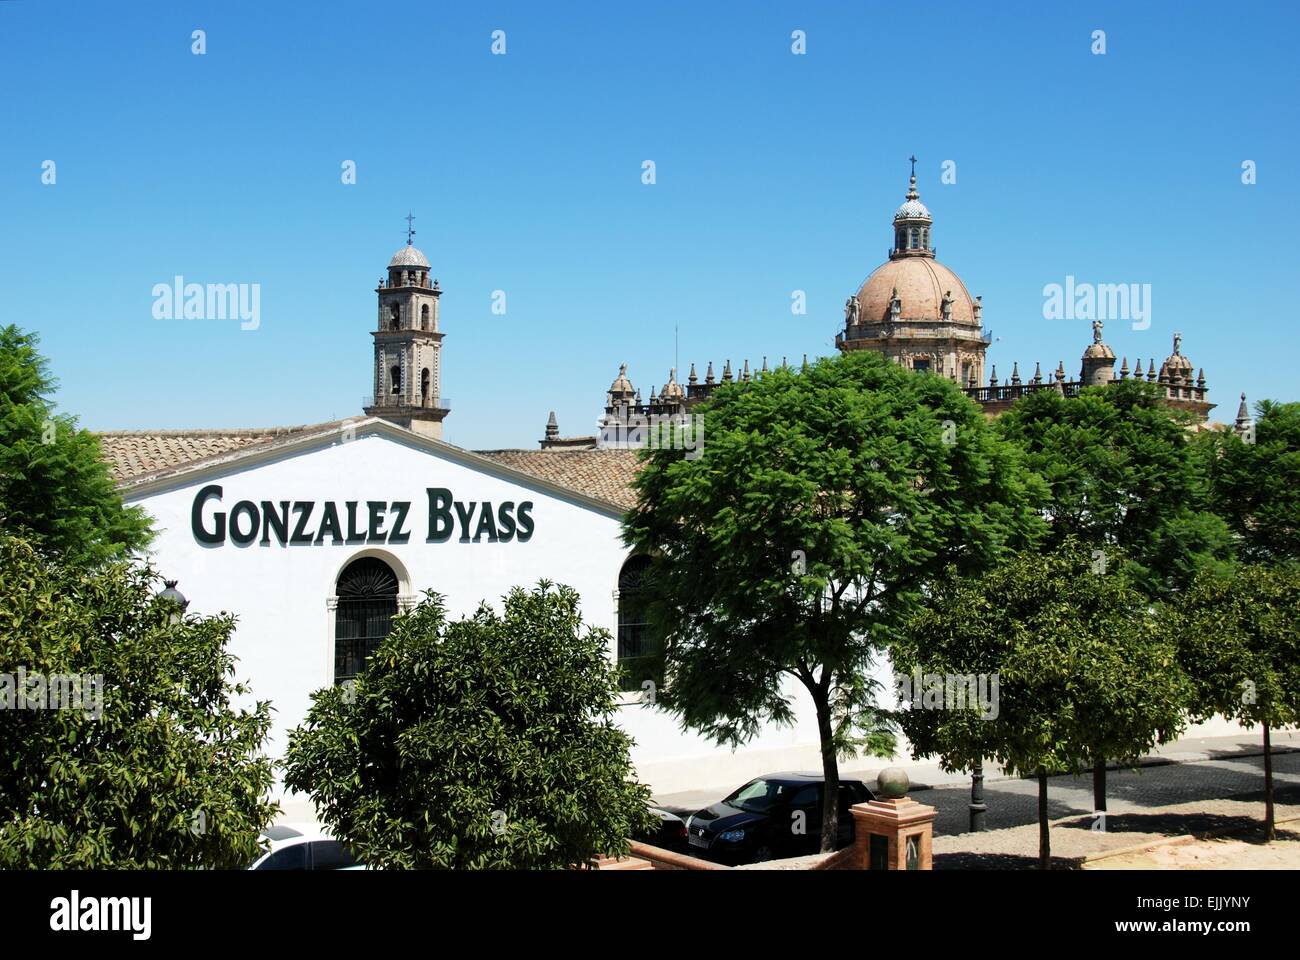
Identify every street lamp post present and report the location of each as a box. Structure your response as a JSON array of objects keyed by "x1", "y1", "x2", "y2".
[{"x1": 969, "y1": 758, "x2": 987, "y2": 832}]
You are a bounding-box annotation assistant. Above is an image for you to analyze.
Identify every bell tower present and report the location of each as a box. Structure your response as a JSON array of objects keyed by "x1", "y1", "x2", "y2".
[{"x1": 363, "y1": 214, "x2": 450, "y2": 439}]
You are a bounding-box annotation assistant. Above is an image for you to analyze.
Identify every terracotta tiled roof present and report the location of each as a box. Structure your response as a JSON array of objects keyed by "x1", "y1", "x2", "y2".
[
  {"x1": 474, "y1": 448, "x2": 642, "y2": 512},
  {"x1": 98, "y1": 423, "x2": 343, "y2": 484},
  {"x1": 97, "y1": 424, "x2": 644, "y2": 512}
]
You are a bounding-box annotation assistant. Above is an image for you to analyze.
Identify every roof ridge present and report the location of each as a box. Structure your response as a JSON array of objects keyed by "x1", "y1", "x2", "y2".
[{"x1": 96, "y1": 420, "x2": 347, "y2": 438}]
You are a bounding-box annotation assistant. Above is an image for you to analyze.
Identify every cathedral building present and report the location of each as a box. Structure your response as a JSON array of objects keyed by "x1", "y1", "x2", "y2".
[{"x1": 544, "y1": 162, "x2": 1217, "y2": 447}]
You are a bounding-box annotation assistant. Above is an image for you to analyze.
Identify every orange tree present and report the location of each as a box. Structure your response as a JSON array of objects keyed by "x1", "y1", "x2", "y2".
[{"x1": 284, "y1": 583, "x2": 656, "y2": 868}]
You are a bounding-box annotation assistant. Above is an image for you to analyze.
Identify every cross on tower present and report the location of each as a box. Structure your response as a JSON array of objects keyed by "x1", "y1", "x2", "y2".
[
  {"x1": 405, "y1": 211, "x2": 416, "y2": 246},
  {"x1": 909, "y1": 154, "x2": 917, "y2": 178}
]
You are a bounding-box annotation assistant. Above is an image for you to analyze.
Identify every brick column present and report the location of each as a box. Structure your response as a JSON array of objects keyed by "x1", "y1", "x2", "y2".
[{"x1": 849, "y1": 796, "x2": 936, "y2": 870}]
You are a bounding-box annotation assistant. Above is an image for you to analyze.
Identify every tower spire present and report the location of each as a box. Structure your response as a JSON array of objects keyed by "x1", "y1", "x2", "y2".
[{"x1": 1235, "y1": 393, "x2": 1253, "y2": 439}]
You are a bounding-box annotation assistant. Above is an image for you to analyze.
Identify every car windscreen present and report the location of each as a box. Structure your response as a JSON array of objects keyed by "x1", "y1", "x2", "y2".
[{"x1": 723, "y1": 779, "x2": 801, "y2": 814}]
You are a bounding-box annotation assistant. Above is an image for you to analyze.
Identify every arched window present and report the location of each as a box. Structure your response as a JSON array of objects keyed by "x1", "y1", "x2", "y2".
[
  {"x1": 421, "y1": 368, "x2": 431, "y2": 403},
  {"x1": 334, "y1": 556, "x2": 399, "y2": 683},
  {"x1": 909, "y1": 229, "x2": 919, "y2": 250},
  {"x1": 390, "y1": 365, "x2": 401, "y2": 394},
  {"x1": 389, "y1": 304, "x2": 401, "y2": 330},
  {"x1": 421, "y1": 304, "x2": 430, "y2": 329},
  {"x1": 616, "y1": 555, "x2": 660, "y2": 693}
]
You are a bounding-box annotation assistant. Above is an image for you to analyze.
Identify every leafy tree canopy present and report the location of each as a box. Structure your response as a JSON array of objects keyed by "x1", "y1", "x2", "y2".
[
  {"x1": 0, "y1": 324, "x2": 152, "y2": 568},
  {"x1": 996, "y1": 378, "x2": 1232, "y2": 596},
  {"x1": 283, "y1": 582, "x2": 656, "y2": 869},
  {"x1": 0, "y1": 536, "x2": 277, "y2": 868},
  {"x1": 892, "y1": 540, "x2": 1189, "y2": 780},
  {"x1": 1170, "y1": 563, "x2": 1300, "y2": 730},
  {"x1": 1204, "y1": 399, "x2": 1300, "y2": 565}
]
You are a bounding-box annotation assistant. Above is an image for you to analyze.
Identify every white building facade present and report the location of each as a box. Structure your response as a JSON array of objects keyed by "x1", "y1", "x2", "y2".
[{"x1": 115, "y1": 420, "x2": 832, "y2": 803}]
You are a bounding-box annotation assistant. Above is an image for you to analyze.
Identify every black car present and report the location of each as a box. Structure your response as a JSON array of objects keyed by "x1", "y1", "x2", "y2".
[
  {"x1": 685, "y1": 772, "x2": 875, "y2": 865},
  {"x1": 633, "y1": 805, "x2": 689, "y2": 853}
]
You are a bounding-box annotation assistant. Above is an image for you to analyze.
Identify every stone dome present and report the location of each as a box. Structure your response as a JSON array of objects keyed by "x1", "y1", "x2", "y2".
[
  {"x1": 608, "y1": 363, "x2": 635, "y2": 395},
  {"x1": 389, "y1": 244, "x2": 430, "y2": 269},
  {"x1": 1083, "y1": 341, "x2": 1116, "y2": 359},
  {"x1": 853, "y1": 257, "x2": 978, "y2": 325},
  {"x1": 661, "y1": 368, "x2": 684, "y2": 399}
]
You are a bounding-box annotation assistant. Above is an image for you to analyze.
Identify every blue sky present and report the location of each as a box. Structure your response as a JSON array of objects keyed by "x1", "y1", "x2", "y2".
[{"x1": 2, "y1": 0, "x2": 1296, "y2": 448}]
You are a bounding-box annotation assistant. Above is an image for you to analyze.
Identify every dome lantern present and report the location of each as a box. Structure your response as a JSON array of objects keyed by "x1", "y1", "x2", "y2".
[{"x1": 891, "y1": 156, "x2": 934, "y2": 260}]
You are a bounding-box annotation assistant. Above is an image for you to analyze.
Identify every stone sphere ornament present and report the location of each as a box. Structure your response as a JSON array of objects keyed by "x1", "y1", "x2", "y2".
[{"x1": 876, "y1": 767, "x2": 910, "y2": 799}]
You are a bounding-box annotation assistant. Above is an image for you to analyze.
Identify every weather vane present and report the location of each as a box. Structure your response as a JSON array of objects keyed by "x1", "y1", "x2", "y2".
[{"x1": 405, "y1": 211, "x2": 416, "y2": 246}]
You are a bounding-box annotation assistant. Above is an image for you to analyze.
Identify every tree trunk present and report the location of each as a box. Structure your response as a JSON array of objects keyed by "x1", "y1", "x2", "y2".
[
  {"x1": 814, "y1": 695, "x2": 840, "y2": 854},
  {"x1": 1264, "y1": 723, "x2": 1275, "y2": 841},
  {"x1": 1093, "y1": 759, "x2": 1107, "y2": 818},
  {"x1": 1037, "y1": 767, "x2": 1050, "y2": 869}
]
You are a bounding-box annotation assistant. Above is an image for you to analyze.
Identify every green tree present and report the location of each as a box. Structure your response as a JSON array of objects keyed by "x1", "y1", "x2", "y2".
[
  {"x1": 0, "y1": 324, "x2": 152, "y2": 568},
  {"x1": 623, "y1": 351, "x2": 1045, "y2": 853},
  {"x1": 283, "y1": 582, "x2": 656, "y2": 869},
  {"x1": 996, "y1": 379, "x2": 1232, "y2": 595},
  {"x1": 0, "y1": 536, "x2": 278, "y2": 868},
  {"x1": 1204, "y1": 399, "x2": 1300, "y2": 564},
  {"x1": 892, "y1": 542, "x2": 1189, "y2": 868},
  {"x1": 1169, "y1": 564, "x2": 1300, "y2": 839},
  {"x1": 996, "y1": 378, "x2": 1232, "y2": 808}
]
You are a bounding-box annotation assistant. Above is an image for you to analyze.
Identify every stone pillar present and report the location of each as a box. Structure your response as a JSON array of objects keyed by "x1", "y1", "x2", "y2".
[{"x1": 850, "y1": 768, "x2": 937, "y2": 870}]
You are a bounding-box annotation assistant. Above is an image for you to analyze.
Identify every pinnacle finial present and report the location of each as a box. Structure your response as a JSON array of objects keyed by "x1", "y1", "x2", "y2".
[
  {"x1": 405, "y1": 211, "x2": 416, "y2": 246},
  {"x1": 1236, "y1": 392, "x2": 1252, "y2": 435},
  {"x1": 906, "y1": 154, "x2": 919, "y2": 200}
]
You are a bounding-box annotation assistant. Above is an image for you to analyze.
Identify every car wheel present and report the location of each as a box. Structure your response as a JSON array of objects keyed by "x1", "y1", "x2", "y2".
[{"x1": 752, "y1": 845, "x2": 774, "y2": 863}]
